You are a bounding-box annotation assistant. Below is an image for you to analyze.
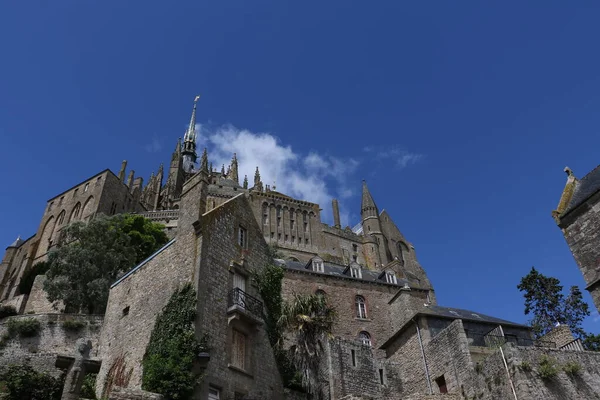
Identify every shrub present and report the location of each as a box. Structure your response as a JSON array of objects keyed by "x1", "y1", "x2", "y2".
[
  {"x1": 0, "y1": 365, "x2": 63, "y2": 400},
  {"x1": 80, "y1": 373, "x2": 98, "y2": 399},
  {"x1": 61, "y1": 319, "x2": 86, "y2": 332},
  {"x1": 518, "y1": 361, "x2": 532, "y2": 372},
  {"x1": 474, "y1": 362, "x2": 483, "y2": 374},
  {"x1": 7, "y1": 318, "x2": 41, "y2": 337},
  {"x1": 563, "y1": 361, "x2": 582, "y2": 377},
  {"x1": 0, "y1": 305, "x2": 17, "y2": 320},
  {"x1": 538, "y1": 355, "x2": 558, "y2": 380}
]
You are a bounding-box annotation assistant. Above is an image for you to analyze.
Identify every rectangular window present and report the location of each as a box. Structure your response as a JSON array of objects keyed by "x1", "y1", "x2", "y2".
[
  {"x1": 238, "y1": 226, "x2": 247, "y2": 248},
  {"x1": 352, "y1": 244, "x2": 358, "y2": 252},
  {"x1": 232, "y1": 329, "x2": 246, "y2": 370},
  {"x1": 351, "y1": 349, "x2": 356, "y2": 367},
  {"x1": 379, "y1": 369, "x2": 385, "y2": 385},
  {"x1": 312, "y1": 260, "x2": 324, "y2": 273},
  {"x1": 292, "y1": 235, "x2": 295, "y2": 243},
  {"x1": 285, "y1": 234, "x2": 288, "y2": 242},
  {"x1": 208, "y1": 387, "x2": 221, "y2": 400},
  {"x1": 352, "y1": 255, "x2": 358, "y2": 262},
  {"x1": 351, "y1": 267, "x2": 361, "y2": 279}
]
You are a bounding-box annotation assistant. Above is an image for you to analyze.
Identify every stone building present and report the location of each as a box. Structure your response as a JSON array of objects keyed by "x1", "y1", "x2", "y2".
[
  {"x1": 2, "y1": 98, "x2": 600, "y2": 400},
  {"x1": 553, "y1": 166, "x2": 600, "y2": 312}
]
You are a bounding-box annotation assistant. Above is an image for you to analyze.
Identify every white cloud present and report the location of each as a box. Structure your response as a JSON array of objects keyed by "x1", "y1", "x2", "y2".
[
  {"x1": 144, "y1": 136, "x2": 162, "y2": 153},
  {"x1": 363, "y1": 145, "x2": 423, "y2": 168},
  {"x1": 197, "y1": 124, "x2": 359, "y2": 226}
]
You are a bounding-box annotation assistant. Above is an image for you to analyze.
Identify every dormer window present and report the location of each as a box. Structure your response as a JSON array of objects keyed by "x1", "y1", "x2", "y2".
[
  {"x1": 385, "y1": 271, "x2": 397, "y2": 285},
  {"x1": 349, "y1": 263, "x2": 362, "y2": 279},
  {"x1": 311, "y1": 257, "x2": 324, "y2": 273}
]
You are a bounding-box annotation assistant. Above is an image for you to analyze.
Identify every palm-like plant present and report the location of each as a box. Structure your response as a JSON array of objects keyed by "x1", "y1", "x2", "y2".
[{"x1": 278, "y1": 293, "x2": 336, "y2": 398}]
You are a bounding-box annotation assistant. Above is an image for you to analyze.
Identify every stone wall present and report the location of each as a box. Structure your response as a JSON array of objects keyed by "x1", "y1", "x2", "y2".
[
  {"x1": 327, "y1": 338, "x2": 385, "y2": 400},
  {"x1": 539, "y1": 324, "x2": 575, "y2": 348},
  {"x1": 0, "y1": 313, "x2": 103, "y2": 357},
  {"x1": 0, "y1": 313, "x2": 103, "y2": 380},
  {"x1": 24, "y1": 274, "x2": 64, "y2": 314},
  {"x1": 108, "y1": 386, "x2": 164, "y2": 400},
  {"x1": 558, "y1": 191, "x2": 600, "y2": 312},
  {"x1": 95, "y1": 238, "x2": 188, "y2": 398}
]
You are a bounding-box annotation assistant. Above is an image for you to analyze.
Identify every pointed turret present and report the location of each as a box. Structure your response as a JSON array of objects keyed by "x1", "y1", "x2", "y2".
[
  {"x1": 182, "y1": 96, "x2": 200, "y2": 173},
  {"x1": 361, "y1": 180, "x2": 379, "y2": 218},
  {"x1": 200, "y1": 148, "x2": 209, "y2": 173},
  {"x1": 230, "y1": 153, "x2": 239, "y2": 183},
  {"x1": 253, "y1": 166, "x2": 263, "y2": 192}
]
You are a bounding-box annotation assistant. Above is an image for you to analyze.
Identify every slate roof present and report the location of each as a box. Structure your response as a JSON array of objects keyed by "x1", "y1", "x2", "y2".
[
  {"x1": 380, "y1": 304, "x2": 530, "y2": 349},
  {"x1": 419, "y1": 305, "x2": 529, "y2": 328},
  {"x1": 278, "y1": 259, "x2": 415, "y2": 288},
  {"x1": 8, "y1": 236, "x2": 24, "y2": 248},
  {"x1": 564, "y1": 165, "x2": 600, "y2": 214}
]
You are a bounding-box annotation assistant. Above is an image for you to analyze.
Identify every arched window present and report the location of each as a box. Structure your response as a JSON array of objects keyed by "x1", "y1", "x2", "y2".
[
  {"x1": 356, "y1": 295, "x2": 367, "y2": 319},
  {"x1": 57, "y1": 210, "x2": 66, "y2": 226},
  {"x1": 69, "y1": 202, "x2": 81, "y2": 223},
  {"x1": 397, "y1": 241, "x2": 408, "y2": 266},
  {"x1": 82, "y1": 196, "x2": 95, "y2": 219},
  {"x1": 359, "y1": 331, "x2": 371, "y2": 346}
]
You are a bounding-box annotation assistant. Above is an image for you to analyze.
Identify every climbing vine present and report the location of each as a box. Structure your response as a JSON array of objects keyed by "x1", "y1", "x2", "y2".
[
  {"x1": 142, "y1": 283, "x2": 208, "y2": 400},
  {"x1": 252, "y1": 249, "x2": 303, "y2": 390}
]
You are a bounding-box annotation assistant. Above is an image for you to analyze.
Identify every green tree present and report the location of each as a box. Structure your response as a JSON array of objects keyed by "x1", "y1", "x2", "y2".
[
  {"x1": 278, "y1": 293, "x2": 336, "y2": 399},
  {"x1": 0, "y1": 365, "x2": 63, "y2": 400},
  {"x1": 583, "y1": 333, "x2": 600, "y2": 351},
  {"x1": 119, "y1": 214, "x2": 169, "y2": 264},
  {"x1": 43, "y1": 214, "x2": 168, "y2": 314},
  {"x1": 517, "y1": 267, "x2": 590, "y2": 339}
]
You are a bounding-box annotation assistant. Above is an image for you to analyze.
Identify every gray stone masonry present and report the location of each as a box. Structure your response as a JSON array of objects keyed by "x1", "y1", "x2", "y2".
[
  {"x1": 557, "y1": 191, "x2": 600, "y2": 313},
  {"x1": 108, "y1": 386, "x2": 164, "y2": 400},
  {"x1": 539, "y1": 324, "x2": 576, "y2": 348}
]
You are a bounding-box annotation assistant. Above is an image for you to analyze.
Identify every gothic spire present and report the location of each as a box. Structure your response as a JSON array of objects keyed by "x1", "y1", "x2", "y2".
[
  {"x1": 183, "y1": 95, "x2": 200, "y2": 144},
  {"x1": 200, "y1": 148, "x2": 208, "y2": 173},
  {"x1": 182, "y1": 96, "x2": 200, "y2": 173},
  {"x1": 230, "y1": 153, "x2": 239, "y2": 184},
  {"x1": 361, "y1": 180, "x2": 379, "y2": 216}
]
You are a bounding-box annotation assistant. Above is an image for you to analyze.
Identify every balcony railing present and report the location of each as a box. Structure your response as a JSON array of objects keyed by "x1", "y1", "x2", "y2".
[{"x1": 228, "y1": 288, "x2": 263, "y2": 319}]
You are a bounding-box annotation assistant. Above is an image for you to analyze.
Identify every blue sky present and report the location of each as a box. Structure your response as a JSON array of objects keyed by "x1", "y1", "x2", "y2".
[{"x1": 2, "y1": 2, "x2": 600, "y2": 333}]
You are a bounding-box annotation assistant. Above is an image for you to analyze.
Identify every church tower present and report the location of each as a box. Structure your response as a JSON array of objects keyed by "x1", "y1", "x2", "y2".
[
  {"x1": 182, "y1": 96, "x2": 200, "y2": 174},
  {"x1": 361, "y1": 180, "x2": 390, "y2": 268}
]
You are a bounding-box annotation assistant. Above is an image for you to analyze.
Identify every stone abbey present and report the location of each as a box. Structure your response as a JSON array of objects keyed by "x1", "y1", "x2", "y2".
[{"x1": 2, "y1": 98, "x2": 600, "y2": 400}]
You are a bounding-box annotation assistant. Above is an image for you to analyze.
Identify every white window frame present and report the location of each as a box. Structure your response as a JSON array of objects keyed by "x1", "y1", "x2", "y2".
[
  {"x1": 359, "y1": 331, "x2": 372, "y2": 346},
  {"x1": 312, "y1": 260, "x2": 324, "y2": 273},
  {"x1": 385, "y1": 271, "x2": 397, "y2": 284},
  {"x1": 356, "y1": 296, "x2": 367, "y2": 319},
  {"x1": 208, "y1": 387, "x2": 220, "y2": 400},
  {"x1": 350, "y1": 266, "x2": 362, "y2": 279}
]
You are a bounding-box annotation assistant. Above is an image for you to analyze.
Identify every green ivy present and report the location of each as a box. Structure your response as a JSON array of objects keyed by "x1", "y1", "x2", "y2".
[
  {"x1": 80, "y1": 372, "x2": 98, "y2": 399},
  {"x1": 61, "y1": 319, "x2": 86, "y2": 332},
  {"x1": 252, "y1": 253, "x2": 303, "y2": 391},
  {"x1": 142, "y1": 283, "x2": 207, "y2": 400},
  {"x1": 0, "y1": 365, "x2": 63, "y2": 400},
  {"x1": 7, "y1": 318, "x2": 41, "y2": 338}
]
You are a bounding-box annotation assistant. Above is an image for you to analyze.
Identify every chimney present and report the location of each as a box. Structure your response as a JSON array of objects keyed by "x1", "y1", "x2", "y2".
[
  {"x1": 118, "y1": 160, "x2": 127, "y2": 182},
  {"x1": 332, "y1": 199, "x2": 341, "y2": 228}
]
